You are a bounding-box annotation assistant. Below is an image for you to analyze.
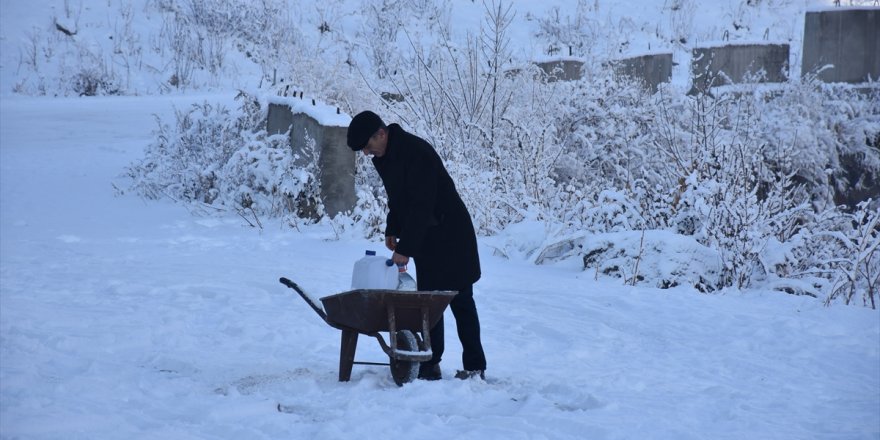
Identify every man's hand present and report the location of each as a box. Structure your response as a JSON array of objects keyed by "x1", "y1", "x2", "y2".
[
  {"x1": 391, "y1": 251, "x2": 410, "y2": 266},
  {"x1": 385, "y1": 235, "x2": 397, "y2": 251},
  {"x1": 386, "y1": 236, "x2": 409, "y2": 266}
]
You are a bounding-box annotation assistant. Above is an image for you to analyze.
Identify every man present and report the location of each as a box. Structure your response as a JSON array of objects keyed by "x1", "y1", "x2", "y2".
[{"x1": 347, "y1": 110, "x2": 487, "y2": 381}]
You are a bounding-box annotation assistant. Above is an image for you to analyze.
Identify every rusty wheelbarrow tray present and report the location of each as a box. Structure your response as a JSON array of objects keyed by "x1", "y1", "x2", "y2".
[{"x1": 279, "y1": 277, "x2": 456, "y2": 385}]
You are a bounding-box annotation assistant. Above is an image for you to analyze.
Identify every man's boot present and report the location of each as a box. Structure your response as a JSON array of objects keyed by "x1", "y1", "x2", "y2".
[{"x1": 418, "y1": 363, "x2": 442, "y2": 381}]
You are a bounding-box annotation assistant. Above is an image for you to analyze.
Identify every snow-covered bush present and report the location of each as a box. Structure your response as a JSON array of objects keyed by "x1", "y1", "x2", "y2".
[
  {"x1": 549, "y1": 74, "x2": 658, "y2": 232},
  {"x1": 761, "y1": 200, "x2": 879, "y2": 309},
  {"x1": 12, "y1": 0, "x2": 301, "y2": 95},
  {"x1": 71, "y1": 64, "x2": 121, "y2": 97},
  {"x1": 788, "y1": 201, "x2": 880, "y2": 308},
  {"x1": 579, "y1": 230, "x2": 721, "y2": 292},
  {"x1": 534, "y1": 0, "x2": 601, "y2": 58},
  {"x1": 124, "y1": 90, "x2": 323, "y2": 223},
  {"x1": 748, "y1": 80, "x2": 880, "y2": 210},
  {"x1": 578, "y1": 190, "x2": 648, "y2": 233},
  {"x1": 13, "y1": 19, "x2": 127, "y2": 96},
  {"x1": 651, "y1": 92, "x2": 811, "y2": 289},
  {"x1": 822, "y1": 201, "x2": 880, "y2": 308},
  {"x1": 220, "y1": 131, "x2": 320, "y2": 220},
  {"x1": 374, "y1": 0, "x2": 554, "y2": 234},
  {"x1": 526, "y1": 228, "x2": 721, "y2": 292},
  {"x1": 520, "y1": 70, "x2": 877, "y2": 299},
  {"x1": 125, "y1": 101, "x2": 240, "y2": 203}
]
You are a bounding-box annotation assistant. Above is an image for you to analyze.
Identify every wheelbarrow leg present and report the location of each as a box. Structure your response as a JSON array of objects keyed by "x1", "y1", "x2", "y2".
[{"x1": 339, "y1": 329, "x2": 358, "y2": 382}]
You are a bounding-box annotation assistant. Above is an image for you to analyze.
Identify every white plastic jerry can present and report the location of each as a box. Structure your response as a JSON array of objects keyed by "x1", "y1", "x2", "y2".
[{"x1": 351, "y1": 250, "x2": 398, "y2": 290}]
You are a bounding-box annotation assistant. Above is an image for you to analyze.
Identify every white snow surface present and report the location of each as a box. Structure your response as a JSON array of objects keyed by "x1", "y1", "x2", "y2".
[
  {"x1": 2, "y1": 0, "x2": 880, "y2": 438},
  {"x1": 265, "y1": 94, "x2": 352, "y2": 128},
  {"x1": 1, "y1": 94, "x2": 879, "y2": 439}
]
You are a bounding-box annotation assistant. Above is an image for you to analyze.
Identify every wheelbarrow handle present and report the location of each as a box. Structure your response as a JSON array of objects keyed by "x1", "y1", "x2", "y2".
[{"x1": 279, "y1": 277, "x2": 328, "y2": 322}]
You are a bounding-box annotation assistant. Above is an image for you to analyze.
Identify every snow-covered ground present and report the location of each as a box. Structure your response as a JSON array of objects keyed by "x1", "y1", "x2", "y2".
[
  {"x1": 2, "y1": 0, "x2": 879, "y2": 437},
  {"x1": 1, "y1": 95, "x2": 878, "y2": 439}
]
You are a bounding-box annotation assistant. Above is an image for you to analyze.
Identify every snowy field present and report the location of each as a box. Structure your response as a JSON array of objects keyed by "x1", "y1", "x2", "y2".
[{"x1": 1, "y1": 94, "x2": 878, "y2": 439}]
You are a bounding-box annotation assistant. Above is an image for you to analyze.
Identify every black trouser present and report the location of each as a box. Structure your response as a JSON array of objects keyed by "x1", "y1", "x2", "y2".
[{"x1": 424, "y1": 284, "x2": 486, "y2": 371}]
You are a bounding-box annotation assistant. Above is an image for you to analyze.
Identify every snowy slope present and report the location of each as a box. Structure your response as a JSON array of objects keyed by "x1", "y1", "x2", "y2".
[
  {"x1": 0, "y1": 0, "x2": 852, "y2": 97},
  {"x1": 1, "y1": 94, "x2": 878, "y2": 439}
]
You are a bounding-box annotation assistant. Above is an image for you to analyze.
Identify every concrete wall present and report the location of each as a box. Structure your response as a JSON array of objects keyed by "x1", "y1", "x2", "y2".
[
  {"x1": 535, "y1": 59, "x2": 585, "y2": 82},
  {"x1": 267, "y1": 103, "x2": 356, "y2": 218},
  {"x1": 802, "y1": 9, "x2": 880, "y2": 83},
  {"x1": 614, "y1": 53, "x2": 673, "y2": 93},
  {"x1": 266, "y1": 103, "x2": 294, "y2": 138},
  {"x1": 690, "y1": 43, "x2": 789, "y2": 93}
]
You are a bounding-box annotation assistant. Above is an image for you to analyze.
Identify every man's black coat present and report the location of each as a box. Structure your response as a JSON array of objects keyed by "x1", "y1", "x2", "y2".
[{"x1": 372, "y1": 124, "x2": 481, "y2": 291}]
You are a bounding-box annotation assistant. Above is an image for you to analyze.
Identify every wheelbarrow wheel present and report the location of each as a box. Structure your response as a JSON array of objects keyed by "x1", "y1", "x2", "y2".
[{"x1": 390, "y1": 330, "x2": 419, "y2": 386}]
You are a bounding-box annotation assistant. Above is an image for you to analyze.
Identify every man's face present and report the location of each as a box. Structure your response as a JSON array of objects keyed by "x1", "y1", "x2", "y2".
[{"x1": 362, "y1": 128, "x2": 387, "y2": 157}]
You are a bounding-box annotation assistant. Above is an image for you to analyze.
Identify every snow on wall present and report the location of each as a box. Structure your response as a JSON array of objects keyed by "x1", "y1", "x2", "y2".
[{"x1": 265, "y1": 94, "x2": 351, "y2": 128}]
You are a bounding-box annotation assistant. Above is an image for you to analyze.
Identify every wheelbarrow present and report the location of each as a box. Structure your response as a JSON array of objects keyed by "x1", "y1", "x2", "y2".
[{"x1": 279, "y1": 277, "x2": 457, "y2": 386}]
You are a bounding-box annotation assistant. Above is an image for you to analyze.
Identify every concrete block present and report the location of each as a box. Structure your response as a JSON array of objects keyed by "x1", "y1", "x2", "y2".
[
  {"x1": 535, "y1": 59, "x2": 584, "y2": 82},
  {"x1": 691, "y1": 43, "x2": 790, "y2": 93},
  {"x1": 614, "y1": 53, "x2": 673, "y2": 93},
  {"x1": 802, "y1": 8, "x2": 880, "y2": 83}
]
